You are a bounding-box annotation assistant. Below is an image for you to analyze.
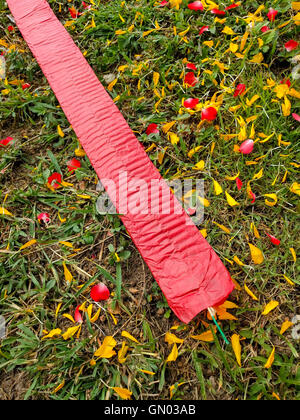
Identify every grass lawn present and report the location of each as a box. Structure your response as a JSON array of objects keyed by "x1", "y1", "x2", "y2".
[{"x1": 0, "y1": 0, "x2": 299, "y2": 400}]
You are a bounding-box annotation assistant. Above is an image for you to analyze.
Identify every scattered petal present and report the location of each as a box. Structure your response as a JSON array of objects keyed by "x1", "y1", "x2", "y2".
[
  {"x1": 266, "y1": 232, "x2": 280, "y2": 246},
  {"x1": 187, "y1": 1, "x2": 204, "y2": 11},
  {"x1": 146, "y1": 123, "x2": 159, "y2": 135},
  {"x1": 234, "y1": 84, "x2": 246, "y2": 97},
  {"x1": 262, "y1": 300, "x2": 279, "y2": 315},
  {"x1": 284, "y1": 40, "x2": 299, "y2": 52},
  {"x1": 0, "y1": 137, "x2": 13, "y2": 147},
  {"x1": 67, "y1": 158, "x2": 81, "y2": 172},
  {"x1": 20, "y1": 239, "x2": 37, "y2": 250},
  {"x1": 231, "y1": 334, "x2": 242, "y2": 367},
  {"x1": 74, "y1": 305, "x2": 83, "y2": 324},
  {"x1": 201, "y1": 107, "x2": 217, "y2": 121},
  {"x1": 48, "y1": 172, "x2": 62, "y2": 189},
  {"x1": 62, "y1": 325, "x2": 81, "y2": 340},
  {"x1": 249, "y1": 243, "x2": 264, "y2": 264},
  {"x1": 122, "y1": 330, "x2": 140, "y2": 344},
  {"x1": 191, "y1": 329, "x2": 215, "y2": 342},
  {"x1": 90, "y1": 283, "x2": 110, "y2": 301},
  {"x1": 94, "y1": 336, "x2": 117, "y2": 358},
  {"x1": 0, "y1": 207, "x2": 14, "y2": 217},
  {"x1": 183, "y1": 98, "x2": 199, "y2": 109},
  {"x1": 264, "y1": 347, "x2": 275, "y2": 368},
  {"x1": 280, "y1": 320, "x2": 293, "y2": 335},
  {"x1": 118, "y1": 341, "x2": 129, "y2": 364},
  {"x1": 38, "y1": 212, "x2": 50, "y2": 223},
  {"x1": 213, "y1": 179, "x2": 223, "y2": 195},
  {"x1": 166, "y1": 343, "x2": 179, "y2": 362},
  {"x1": 225, "y1": 191, "x2": 239, "y2": 207},
  {"x1": 244, "y1": 284, "x2": 259, "y2": 301},
  {"x1": 184, "y1": 72, "x2": 198, "y2": 87},
  {"x1": 113, "y1": 387, "x2": 132, "y2": 400},
  {"x1": 264, "y1": 193, "x2": 278, "y2": 207},
  {"x1": 236, "y1": 177, "x2": 243, "y2": 190},
  {"x1": 62, "y1": 261, "x2": 74, "y2": 283},
  {"x1": 199, "y1": 25, "x2": 209, "y2": 35},
  {"x1": 165, "y1": 332, "x2": 184, "y2": 345},
  {"x1": 267, "y1": 8, "x2": 278, "y2": 22},
  {"x1": 239, "y1": 139, "x2": 254, "y2": 154}
]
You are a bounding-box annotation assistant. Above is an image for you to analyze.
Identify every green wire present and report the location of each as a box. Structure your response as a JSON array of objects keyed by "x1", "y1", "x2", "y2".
[{"x1": 209, "y1": 309, "x2": 230, "y2": 345}]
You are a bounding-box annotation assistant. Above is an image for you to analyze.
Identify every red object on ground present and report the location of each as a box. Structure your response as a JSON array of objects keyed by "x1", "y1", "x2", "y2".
[
  {"x1": 0, "y1": 136, "x2": 13, "y2": 147},
  {"x1": 7, "y1": 0, "x2": 234, "y2": 323},
  {"x1": 38, "y1": 212, "x2": 50, "y2": 223},
  {"x1": 201, "y1": 107, "x2": 217, "y2": 121},
  {"x1": 234, "y1": 83, "x2": 246, "y2": 97},
  {"x1": 183, "y1": 98, "x2": 199, "y2": 109},
  {"x1": 48, "y1": 172, "x2": 62, "y2": 188},
  {"x1": 284, "y1": 40, "x2": 299, "y2": 52},
  {"x1": 91, "y1": 283, "x2": 110, "y2": 302},
  {"x1": 239, "y1": 139, "x2": 254, "y2": 155},
  {"x1": 67, "y1": 158, "x2": 81, "y2": 172}
]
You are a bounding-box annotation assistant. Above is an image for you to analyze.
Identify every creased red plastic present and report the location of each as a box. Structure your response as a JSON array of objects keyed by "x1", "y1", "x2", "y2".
[{"x1": 7, "y1": 0, "x2": 234, "y2": 323}]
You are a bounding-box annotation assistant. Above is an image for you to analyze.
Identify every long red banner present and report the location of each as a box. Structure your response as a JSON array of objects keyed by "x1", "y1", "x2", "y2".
[{"x1": 6, "y1": 0, "x2": 234, "y2": 323}]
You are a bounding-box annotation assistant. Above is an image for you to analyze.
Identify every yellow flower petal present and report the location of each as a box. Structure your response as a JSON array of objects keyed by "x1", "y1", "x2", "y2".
[
  {"x1": 262, "y1": 300, "x2": 279, "y2": 315},
  {"x1": 193, "y1": 160, "x2": 205, "y2": 170},
  {"x1": 249, "y1": 243, "x2": 264, "y2": 264},
  {"x1": 249, "y1": 53, "x2": 264, "y2": 64},
  {"x1": 213, "y1": 179, "x2": 223, "y2": 195},
  {"x1": 244, "y1": 284, "x2": 259, "y2": 301},
  {"x1": 264, "y1": 193, "x2": 278, "y2": 207},
  {"x1": 233, "y1": 255, "x2": 245, "y2": 266},
  {"x1": 57, "y1": 125, "x2": 65, "y2": 138},
  {"x1": 231, "y1": 334, "x2": 242, "y2": 367},
  {"x1": 94, "y1": 336, "x2": 117, "y2": 358},
  {"x1": 191, "y1": 329, "x2": 215, "y2": 342},
  {"x1": 42, "y1": 328, "x2": 62, "y2": 340},
  {"x1": 166, "y1": 343, "x2": 179, "y2": 362},
  {"x1": 121, "y1": 330, "x2": 140, "y2": 344},
  {"x1": 222, "y1": 26, "x2": 236, "y2": 35},
  {"x1": 168, "y1": 132, "x2": 180, "y2": 145},
  {"x1": 225, "y1": 171, "x2": 240, "y2": 181},
  {"x1": 283, "y1": 274, "x2": 295, "y2": 286},
  {"x1": 62, "y1": 325, "x2": 81, "y2": 340},
  {"x1": 162, "y1": 121, "x2": 176, "y2": 133},
  {"x1": 138, "y1": 369, "x2": 155, "y2": 375},
  {"x1": 280, "y1": 320, "x2": 293, "y2": 335},
  {"x1": 290, "y1": 247, "x2": 297, "y2": 262},
  {"x1": 282, "y1": 96, "x2": 291, "y2": 117},
  {"x1": 165, "y1": 332, "x2": 184, "y2": 345},
  {"x1": 118, "y1": 341, "x2": 129, "y2": 364},
  {"x1": 53, "y1": 380, "x2": 65, "y2": 394},
  {"x1": 107, "y1": 78, "x2": 117, "y2": 91},
  {"x1": 62, "y1": 314, "x2": 75, "y2": 323},
  {"x1": 62, "y1": 261, "x2": 74, "y2": 283},
  {"x1": 290, "y1": 182, "x2": 300, "y2": 196},
  {"x1": 55, "y1": 303, "x2": 62, "y2": 318},
  {"x1": 0, "y1": 207, "x2": 14, "y2": 217},
  {"x1": 264, "y1": 347, "x2": 275, "y2": 369},
  {"x1": 59, "y1": 241, "x2": 74, "y2": 248},
  {"x1": 200, "y1": 229, "x2": 207, "y2": 238},
  {"x1": 19, "y1": 239, "x2": 37, "y2": 250},
  {"x1": 213, "y1": 222, "x2": 231, "y2": 234},
  {"x1": 113, "y1": 387, "x2": 132, "y2": 400},
  {"x1": 198, "y1": 196, "x2": 210, "y2": 207},
  {"x1": 246, "y1": 94, "x2": 260, "y2": 107},
  {"x1": 225, "y1": 191, "x2": 239, "y2": 207}
]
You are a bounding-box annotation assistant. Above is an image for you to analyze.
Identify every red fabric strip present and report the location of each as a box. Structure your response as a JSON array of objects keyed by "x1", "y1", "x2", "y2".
[{"x1": 7, "y1": 0, "x2": 234, "y2": 323}]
